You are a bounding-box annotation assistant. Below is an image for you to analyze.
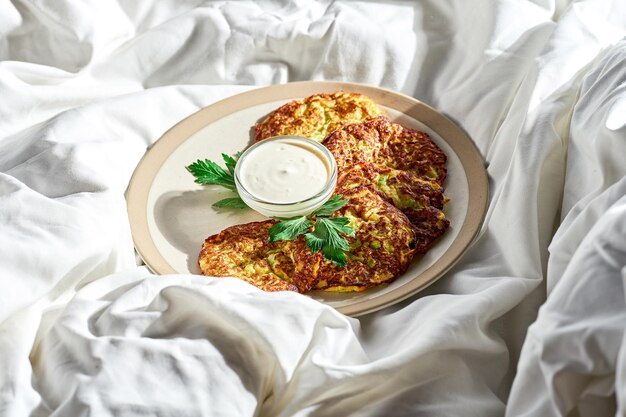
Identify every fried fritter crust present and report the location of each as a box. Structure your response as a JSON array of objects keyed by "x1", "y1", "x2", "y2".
[
  {"x1": 314, "y1": 186, "x2": 417, "y2": 292},
  {"x1": 199, "y1": 187, "x2": 417, "y2": 293},
  {"x1": 335, "y1": 163, "x2": 450, "y2": 253},
  {"x1": 199, "y1": 221, "x2": 322, "y2": 293},
  {"x1": 323, "y1": 116, "x2": 447, "y2": 185},
  {"x1": 254, "y1": 91, "x2": 383, "y2": 142},
  {"x1": 404, "y1": 207, "x2": 451, "y2": 254},
  {"x1": 337, "y1": 163, "x2": 447, "y2": 211},
  {"x1": 325, "y1": 117, "x2": 450, "y2": 260}
]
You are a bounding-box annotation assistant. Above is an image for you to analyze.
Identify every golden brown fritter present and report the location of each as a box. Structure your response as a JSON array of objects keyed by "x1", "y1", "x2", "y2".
[
  {"x1": 314, "y1": 186, "x2": 417, "y2": 292},
  {"x1": 199, "y1": 187, "x2": 417, "y2": 293},
  {"x1": 336, "y1": 163, "x2": 447, "y2": 211},
  {"x1": 335, "y1": 163, "x2": 450, "y2": 255},
  {"x1": 325, "y1": 117, "x2": 450, "y2": 258},
  {"x1": 199, "y1": 221, "x2": 322, "y2": 292},
  {"x1": 404, "y1": 207, "x2": 450, "y2": 254},
  {"x1": 323, "y1": 116, "x2": 447, "y2": 185},
  {"x1": 254, "y1": 91, "x2": 383, "y2": 142}
]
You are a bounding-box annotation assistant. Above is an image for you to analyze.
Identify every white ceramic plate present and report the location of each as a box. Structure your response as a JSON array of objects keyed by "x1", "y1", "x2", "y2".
[{"x1": 126, "y1": 81, "x2": 488, "y2": 316}]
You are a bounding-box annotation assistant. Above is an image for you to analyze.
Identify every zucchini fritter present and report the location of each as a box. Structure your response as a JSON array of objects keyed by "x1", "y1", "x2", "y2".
[
  {"x1": 323, "y1": 116, "x2": 447, "y2": 185},
  {"x1": 199, "y1": 187, "x2": 417, "y2": 293},
  {"x1": 326, "y1": 117, "x2": 450, "y2": 257},
  {"x1": 199, "y1": 221, "x2": 322, "y2": 293},
  {"x1": 315, "y1": 186, "x2": 417, "y2": 292},
  {"x1": 254, "y1": 91, "x2": 383, "y2": 142},
  {"x1": 337, "y1": 163, "x2": 447, "y2": 211},
  {"x1": 404, "y1": 206, "x2": 451, "y2": 254},
  {"x1": 336, "y1": 163, "x2": 450, "y2": 255}
]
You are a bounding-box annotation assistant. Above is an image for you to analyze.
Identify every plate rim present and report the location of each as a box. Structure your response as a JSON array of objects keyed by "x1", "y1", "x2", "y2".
[{"x1": 126, "y1": 81, "x2": 489, "y2": 317}]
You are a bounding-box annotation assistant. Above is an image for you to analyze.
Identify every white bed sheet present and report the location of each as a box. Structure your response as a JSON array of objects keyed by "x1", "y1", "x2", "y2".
[{"x1": 0, "y1": 1, "x2": 625, "y2": 416}]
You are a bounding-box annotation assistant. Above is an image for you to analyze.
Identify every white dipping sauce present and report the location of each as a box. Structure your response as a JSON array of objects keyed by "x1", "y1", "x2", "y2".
[{"x1": 238, "y1": 139, "x2": 330, "y2": 204}]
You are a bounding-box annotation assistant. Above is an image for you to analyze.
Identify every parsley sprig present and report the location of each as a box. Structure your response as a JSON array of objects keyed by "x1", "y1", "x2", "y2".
[
  {"x1": 186, "y1": 154, "x2": 247, "y2": 209},
  {"x1": 269, "y1": 195, "x2": 355, "y2": 267}
]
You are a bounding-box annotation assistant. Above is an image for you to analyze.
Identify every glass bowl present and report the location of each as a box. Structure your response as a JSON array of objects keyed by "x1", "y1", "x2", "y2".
[{"x1": 234, "y1": 135, "x2": 338, "y2": 218}]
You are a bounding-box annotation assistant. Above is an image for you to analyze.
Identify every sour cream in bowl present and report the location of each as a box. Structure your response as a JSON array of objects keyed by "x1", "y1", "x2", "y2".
[{"x1": 234, "y1": 136, "x2": 337, "y2": 218}]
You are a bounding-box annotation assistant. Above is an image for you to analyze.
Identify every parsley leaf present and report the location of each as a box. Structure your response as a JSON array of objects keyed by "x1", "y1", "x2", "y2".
[
  {"x1": 305, "y1": 217, "x2": 353, "y2": 266},
  {"x1": 321, "y1": 244, "x2": 348, "y2": 267},
  {"x1": 315, "y1": 217, "x2": 355, "y2": 240},
  {"x1": 304, "y1": 232, "x2": 324, "y2": 253},
  {"x1": 311, "y1": 194, "x2": 349, "y2": 217},
  {"x1": 186, "y1": 159, "x2": 236, "y2": 191},
  {"x1": 222, "y1": 153, "x2": 237, "y2": 176},
  {"x1": 213, "y1": 197, "x2": 248, "y2": 209},
  {"x1": 268, "y1": 216, "x2": 312, "y2": 242},
  {"x1": 306, "y1": 218, "x2": 348, "y2": 251}
]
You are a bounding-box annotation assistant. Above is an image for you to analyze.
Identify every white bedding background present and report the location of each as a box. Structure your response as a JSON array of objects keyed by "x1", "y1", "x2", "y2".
[{"x1": 0, "y1": 1, "x2": 625, "y2": 416}]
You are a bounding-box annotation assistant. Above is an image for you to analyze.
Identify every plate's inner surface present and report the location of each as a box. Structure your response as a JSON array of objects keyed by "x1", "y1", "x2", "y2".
[{"x1": 146, "y1": 99, "x2": 469, "y2": 310}]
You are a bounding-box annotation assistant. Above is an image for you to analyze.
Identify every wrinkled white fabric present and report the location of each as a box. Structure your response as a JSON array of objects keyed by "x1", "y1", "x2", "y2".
[
  {"x1": 0, "y1": 1, "x2": 625, "y2": 416},
  {"x1": 507, "y1": 37, "x2": 626, "y2": 417}
]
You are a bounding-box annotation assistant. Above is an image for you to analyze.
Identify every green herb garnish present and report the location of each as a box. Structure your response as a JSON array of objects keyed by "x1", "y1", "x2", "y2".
[
  {"x1": 269, "y1": 195, "x2": 354, "y2": 267},
  {"x1": 268, "y1": 216, "x2": 312, "y2": 241},
  {"x1": 186, "y1": 154, "x2": 247, "y2": 209},
  {"x1": 212, "y1": 197, "x2": 248, "y2": 209},
  {"x1": 310, "y1": 195, "x2": 349, "y2": 217},
  {"x1": 221, "y1": 153, "x2": 237, "y2": 176}
]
